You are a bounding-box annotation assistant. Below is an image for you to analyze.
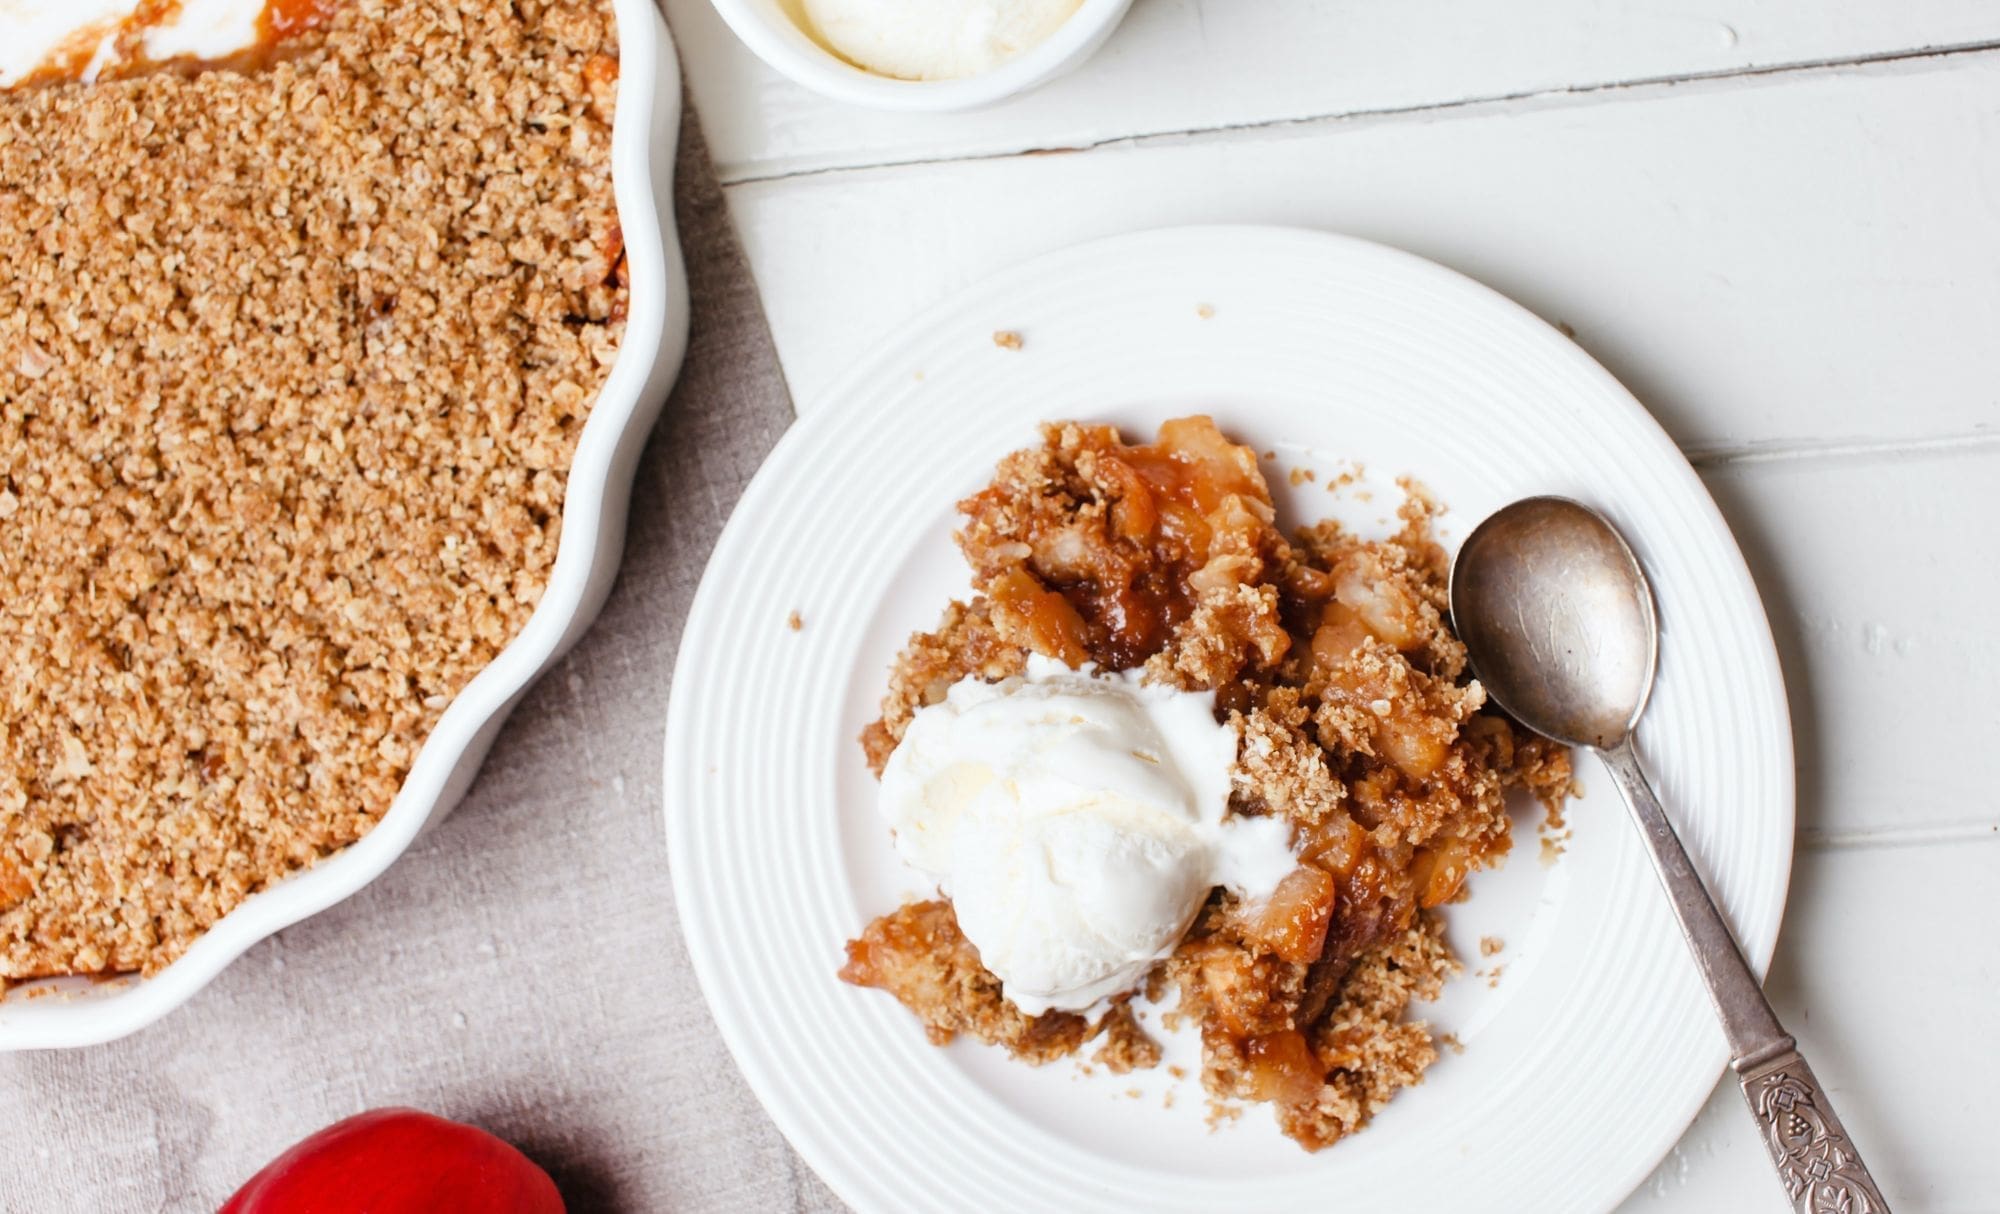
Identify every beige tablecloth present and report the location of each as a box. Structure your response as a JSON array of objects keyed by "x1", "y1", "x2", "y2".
[{"x1": 0, "y1": 100, "x2": 844, "y2": 1214}]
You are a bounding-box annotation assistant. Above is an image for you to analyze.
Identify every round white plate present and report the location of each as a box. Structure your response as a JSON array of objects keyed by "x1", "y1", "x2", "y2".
[{"x1": 664, "y1": 226, "x2": 1793, "y2": 1213}]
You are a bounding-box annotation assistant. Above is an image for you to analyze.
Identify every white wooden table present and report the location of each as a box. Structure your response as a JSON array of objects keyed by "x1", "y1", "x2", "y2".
[{"x1": 661, "y1": 3, "x2": 2000, "y2": 1207}]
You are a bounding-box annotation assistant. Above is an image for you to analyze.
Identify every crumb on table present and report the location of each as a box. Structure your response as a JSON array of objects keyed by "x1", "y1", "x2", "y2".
[{"x1": 992, "y1": 330, "x2": 1024, "y2": 350}]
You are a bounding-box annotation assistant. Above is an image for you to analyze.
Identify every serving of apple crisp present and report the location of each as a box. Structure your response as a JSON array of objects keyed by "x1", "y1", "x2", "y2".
[
  {"x1": 0, "y1": 0, "x2": 625, "y2": 983},
  {"x1": 843, "y1": 416, "x2": 1570, "y2": 1151}
]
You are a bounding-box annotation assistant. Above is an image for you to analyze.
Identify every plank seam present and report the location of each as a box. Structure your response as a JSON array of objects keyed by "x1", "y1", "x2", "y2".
[
  {"x1": 721, "y1": 38, "x2": 2000, "y2": 187},
  {"x1": 1801, "y1": 823, "x2": 2000, "y2": 850},
  {"x1": 1687, "y1": 429, "x2": 2000, "y2": 469}
]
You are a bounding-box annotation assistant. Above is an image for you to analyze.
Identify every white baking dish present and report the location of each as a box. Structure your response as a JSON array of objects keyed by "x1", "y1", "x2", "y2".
[{"x1": 0, "y1": 0, "x2": 690, "y2": 1049}]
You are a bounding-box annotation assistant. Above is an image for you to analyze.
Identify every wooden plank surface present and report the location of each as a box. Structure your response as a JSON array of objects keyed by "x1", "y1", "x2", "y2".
[
  {"x1": 667, "y1": 0, "x2": 2000, "y2": 179},
  {"x1": 725, "y1": 50, "x2": 2000, "y2": 455},
  {"x1": 1704, "y1": 445, "x2": 2000, "y2": 843},
  {"x1": 1626, "y1": 838, "x2": 2000, "y2": 1211}
]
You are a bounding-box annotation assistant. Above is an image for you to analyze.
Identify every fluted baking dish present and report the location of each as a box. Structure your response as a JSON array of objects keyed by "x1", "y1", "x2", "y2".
[{"x1": 0, "y1": 0, "x2": 690, "y2": 1050}]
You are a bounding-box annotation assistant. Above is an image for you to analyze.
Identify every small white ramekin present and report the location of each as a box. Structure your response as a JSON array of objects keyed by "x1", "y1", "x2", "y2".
[
  {"x1": 0, "y1": 0, "x2": 691, "y2": 1050},
  {"x1": 707, "y1": 0, "x2": 1133, "y2": 111}
]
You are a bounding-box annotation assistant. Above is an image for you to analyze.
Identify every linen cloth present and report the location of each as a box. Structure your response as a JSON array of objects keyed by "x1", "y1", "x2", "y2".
[{"x1": 0, "y1": 99, "x2": 845, "y2": 1213}]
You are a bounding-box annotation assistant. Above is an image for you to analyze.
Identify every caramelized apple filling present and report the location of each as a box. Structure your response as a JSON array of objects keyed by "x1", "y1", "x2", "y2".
[
  {"x1": 844, "y1": 416, "x2": 1571, "y2": 1152},
  {"x1": 958, "y1": 418, "x2": 1292, "y2": 679}
]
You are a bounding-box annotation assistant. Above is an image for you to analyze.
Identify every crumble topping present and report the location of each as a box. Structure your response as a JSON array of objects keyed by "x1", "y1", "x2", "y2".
[
  {"x1": 840, "y1": 899, "x2": 1092, "y2": 1064},
  {"x1": 0, "y1": 0, "x2": 625, "y2": 982}
]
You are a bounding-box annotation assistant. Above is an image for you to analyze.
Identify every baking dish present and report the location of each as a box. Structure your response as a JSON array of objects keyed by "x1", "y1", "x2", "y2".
[{"x1": 0, "y1": 0, "x2": 690, "y2": 1049}]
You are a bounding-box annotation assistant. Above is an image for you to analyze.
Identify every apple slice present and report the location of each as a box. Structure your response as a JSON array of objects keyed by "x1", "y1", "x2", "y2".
[{"x1": 1236, "y1": 864, "x2": 1337, "y2": 966}]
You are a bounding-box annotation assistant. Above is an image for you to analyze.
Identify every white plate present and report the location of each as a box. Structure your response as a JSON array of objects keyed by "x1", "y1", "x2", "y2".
[
  {"x1": 663, "y1": 226, "x2": 1792, "y2": 1213},
  {"x1": 0, "y1": 0, "x2": 690, "y2": 1049}
]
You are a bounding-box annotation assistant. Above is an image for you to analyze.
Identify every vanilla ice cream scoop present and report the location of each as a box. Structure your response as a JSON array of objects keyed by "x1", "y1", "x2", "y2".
[
  {"x1": 879, "y1": 655, "x2": 1297, "y2": 1016},
  {"x1": 797, "y1": 0, "x2": 1082, "y2": 82}
]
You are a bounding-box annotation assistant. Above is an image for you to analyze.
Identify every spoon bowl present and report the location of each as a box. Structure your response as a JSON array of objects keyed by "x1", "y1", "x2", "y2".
[{"x1": 1449, "y1": 496, "x2": 1657, "y2": 751}]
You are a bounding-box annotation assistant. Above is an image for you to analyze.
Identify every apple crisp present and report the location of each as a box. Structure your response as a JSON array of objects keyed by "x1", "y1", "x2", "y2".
[
  {"x1": 0, "y1": 0, "x2": 625, "y2": 982},
  {"x1": 843, "y1": 417, "x2": 1570, "y2": 1151}
]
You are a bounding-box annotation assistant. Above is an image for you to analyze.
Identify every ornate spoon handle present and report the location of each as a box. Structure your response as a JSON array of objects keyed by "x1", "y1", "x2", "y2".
[
  {"x1": 1600, "y1": 741, "x2": 1891, "y2": 1213},
  {"x1": 1738, "y1": 1048, "x2": 1892, "y2": 1213}
]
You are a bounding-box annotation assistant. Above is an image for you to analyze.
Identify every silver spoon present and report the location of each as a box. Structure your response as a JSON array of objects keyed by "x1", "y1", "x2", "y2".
[{"x1": 1450, "y1": 496, "x2": 1889, "y2": 1214}]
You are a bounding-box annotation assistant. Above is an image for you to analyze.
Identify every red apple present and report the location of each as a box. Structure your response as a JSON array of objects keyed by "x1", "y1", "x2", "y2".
[{"x1": 220, "y1": 1108, "x2": 564, "y2": 1214}]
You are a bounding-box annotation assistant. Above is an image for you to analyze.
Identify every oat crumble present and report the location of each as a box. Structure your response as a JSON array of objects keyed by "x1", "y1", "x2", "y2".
[{"x1": 0, "y1": 0, "x2": 626, "y2": 981}]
